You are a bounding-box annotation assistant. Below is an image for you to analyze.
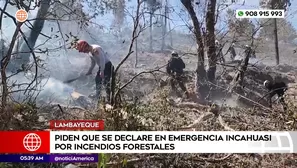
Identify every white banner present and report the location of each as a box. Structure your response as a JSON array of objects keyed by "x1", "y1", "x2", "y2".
[
  {"x1": 50, "y1": 131, "x2": 294, "y2": 153},
  {"x1": 235, "y1": 9, "x2": 285, "y2": 18}
]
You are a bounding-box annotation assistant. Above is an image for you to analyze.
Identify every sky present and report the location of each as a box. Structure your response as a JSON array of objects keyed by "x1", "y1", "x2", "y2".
[{"x1": 1, "y1": 0, "x2": 297, "y2": 36}]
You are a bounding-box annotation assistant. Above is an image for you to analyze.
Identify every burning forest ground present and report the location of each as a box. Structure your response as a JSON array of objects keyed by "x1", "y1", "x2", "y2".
[
  {"x1": 2, "y1": 0, "x2": 297, "y2": 167},
  {"x1": 5, "y1": 47, "x2": 297, "y2": 167}
]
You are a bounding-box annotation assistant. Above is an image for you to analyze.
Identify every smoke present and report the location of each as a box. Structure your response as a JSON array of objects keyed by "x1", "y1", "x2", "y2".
[
  {"x1": 38, "y1": 77, "x2": 75, "y2": 103},
  {"x1": 0, "y1": 0, "x2": 196, "y2": 106},
  {"x1": 234, "y1": 55, "x2": 264, "y2": 66},
  {"x1": 9, "y1": 72, "x2": 76, "y2": 105}
]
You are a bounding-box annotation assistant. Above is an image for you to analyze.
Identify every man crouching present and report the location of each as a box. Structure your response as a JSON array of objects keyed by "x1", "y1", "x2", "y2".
[{"x1": 263, "y1": 80, "x2": 288, "y2": 110}]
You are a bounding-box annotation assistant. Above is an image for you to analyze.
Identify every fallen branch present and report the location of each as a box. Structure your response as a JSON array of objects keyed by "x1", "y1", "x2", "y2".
[
  {"x1": 57, "y1": 104, "x2": 64, "y2": 113},
  {"x1": 218, "y1": 115, "x2": 235, "y2": 131},
  {"x1": 235, "y1": 93, "x2": 272, "y2": 111},
  {"x1": 178, "y1": 112, "x2": 214, "y2": 130},
  {"x1": 114, "y1": 69, "x2": 162, "y2": 99},
  {"x1": 47, "y1": 103, "x2": 87, "y2": 113}
]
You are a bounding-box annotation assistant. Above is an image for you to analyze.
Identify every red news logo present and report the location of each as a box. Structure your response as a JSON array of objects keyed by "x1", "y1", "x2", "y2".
[
  {"x1": 23, "y1": 133, "x2": 42, "y2": 152},
  {"x1": 0, "y1": 131, "x2": 50, "y2": 153}
]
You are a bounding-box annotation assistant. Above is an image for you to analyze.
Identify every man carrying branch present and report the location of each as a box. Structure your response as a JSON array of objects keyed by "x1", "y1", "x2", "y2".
[{"x1": 74, "y1": 40, "x2": 114, "y2": 102}]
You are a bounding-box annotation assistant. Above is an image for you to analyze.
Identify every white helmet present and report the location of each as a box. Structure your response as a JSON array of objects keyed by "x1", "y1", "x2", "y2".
[
  {"x1": 232, "y1": 43, "x2": 235, "y2": 46},
  {"x1": 245, "y1": 44, "x2": 250, "y2": 48},
  {"x1": 263, "y1": 80, "x2": 270, "y2": 88},
  {"x1": 215, "y1": 40, "x2": 219, "y2": 45},
  {"x1": 171, "y1": 51, "x2": 178, "y2": 56}
]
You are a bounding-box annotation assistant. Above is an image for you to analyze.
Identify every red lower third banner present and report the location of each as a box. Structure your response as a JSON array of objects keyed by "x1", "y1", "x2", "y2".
[
  {"x1": 50, "y1": 120, "x2": 104, "y2": 130},
  {"x1": 0, "y1": 131, "x2": 50, "y2": 153}
]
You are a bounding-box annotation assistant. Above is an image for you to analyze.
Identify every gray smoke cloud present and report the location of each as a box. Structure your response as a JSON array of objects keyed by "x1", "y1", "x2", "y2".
[{"x1": 8, "y1": 72, "x2": 76, "y2": 105}]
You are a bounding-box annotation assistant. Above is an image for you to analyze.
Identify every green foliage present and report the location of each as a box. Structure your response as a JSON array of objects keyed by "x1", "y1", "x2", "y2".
[
  {"x1": 98, "y1": 153, "x2": 110, "y2": 168},
  {"x1": 226, "y1": 9, "x2": 255, "y2": 37},
  {"x1": 0, "y1": 163, "x2": 11, "y2": 168},
  {"x1": 84, "y1": 0, "x2": 128, "y2": 16},
  {"x1": 260, "y1": 0, "x2": 291, "y2": 9},
  {"x1": 258, "y1": 18, "x2": 297, "y2": 41},
  {"x1": 122, "y1": 157, "x2": 128, "y2": 167},
  {"x1": 111, "y1": 0, "x2": 126, "y2": 27},
  {"x1": 257, "y1": 0, "x2": 295, "y2": 41},
  {"x1": 144, "y1": 0, "x2": 161, "y2": 12}
]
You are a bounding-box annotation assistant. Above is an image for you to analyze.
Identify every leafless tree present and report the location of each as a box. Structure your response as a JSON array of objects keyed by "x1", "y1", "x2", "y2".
[
  {"x1": 205, "y1": 0, "x2": 217, "y2": 82},
  {"x1": 260, "y1": 0, "x2": 291, "y2": 65},
  {"x1": 180, "y1": 0, "x2": 209, "y2": 100},
  {"x1": 110, "y1": 0, "x2": 144, "y2": 106},
  {"x1": 145, "y1": 0, "x2": 161, "y2": 52}
]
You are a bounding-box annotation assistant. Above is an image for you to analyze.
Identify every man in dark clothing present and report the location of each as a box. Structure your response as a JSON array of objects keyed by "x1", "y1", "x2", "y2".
[
  {"x1": 166, "y1": 51, "x2": 189, "y2": 98},
  {"x1": 263, "y1": 80, "x2": 288, "y2": 110},
  {"x1": 244, "y1": 45, "x2": 256, "y2": 58}
]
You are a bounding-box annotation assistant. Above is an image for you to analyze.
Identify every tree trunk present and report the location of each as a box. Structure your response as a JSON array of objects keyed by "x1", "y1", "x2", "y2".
[
  {"x1": 180, "y1": 0, "x2": 208, "y2": 100},
  {"x1": 206, "y1": 0, "x2": 217, "y2": 82},
  {"x1": 167, "y1": 1, "x2": 173, "y2": 47},
  {"x1": 169, "y1": 21, "x2": 173, "y2": 47},
  {"x1": 13, "y1": 0, "x2": 51, "y2": 71},
  {"x1": 135, "y1": 25, "x2": 138, "y2": 68},
  {"x1": 273, "y1": 18, "x2": 280, "y2": 65},
  {"x1": 161, "y1": 0, "x2": 168, "y2": 51},
  {"x1": 149, "y1": 11, "x2": 153, "y2": 52},
  {"x1": 1, "y1": 22, "x2": 23, "y2": 119},
  {"x1": 228, "y1": 49, "x2": 251, "y2": 93}
]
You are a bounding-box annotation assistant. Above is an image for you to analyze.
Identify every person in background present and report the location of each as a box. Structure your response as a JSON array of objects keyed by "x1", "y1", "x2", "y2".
[
  {"x1": 251, "y1": 47, "x2": 256, "y2": 58},
  {"x1": 244, "y1": 45, "x2": 256, "y2": 58},
  {"x1": 227, "y1": 43, "x2": 236, "y2": 61},
  {"x1": 215, "y1": 40, "x2": 225, "y2": 63},
  {"x1": 166, "y1": 51, "x2": 189, "y2": 98},
  {"x1": 75, "y1": 40, "x2": 114, "y2": 102}
]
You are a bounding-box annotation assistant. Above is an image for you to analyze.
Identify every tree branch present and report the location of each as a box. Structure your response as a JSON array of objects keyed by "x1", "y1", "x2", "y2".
[{"x1": 0, "y1": 0, "x2": 8, "y2": 30}]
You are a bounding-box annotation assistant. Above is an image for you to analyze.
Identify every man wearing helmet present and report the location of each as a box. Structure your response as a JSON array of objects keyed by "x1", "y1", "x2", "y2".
[
  {"x1": 75, "y1": 40, "x2": 114, "y2": 101},
  {"x1": 166, "y1": 51, "x2": 189, "y2": 98},
  {"x1": 263, "y1": 79, "x2": 288, "y2": 110},
  {"x1": 244, "y1": 45, "x2": 256, "y2": 58}
]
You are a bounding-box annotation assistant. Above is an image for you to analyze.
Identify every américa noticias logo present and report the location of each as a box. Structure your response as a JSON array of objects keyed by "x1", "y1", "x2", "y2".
[{"x1": 23, "y1": 133, "x2": 42, "y2": 152}]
